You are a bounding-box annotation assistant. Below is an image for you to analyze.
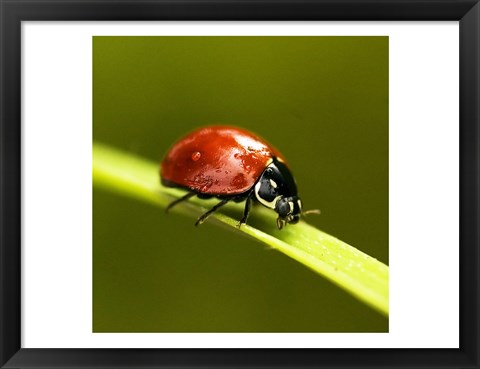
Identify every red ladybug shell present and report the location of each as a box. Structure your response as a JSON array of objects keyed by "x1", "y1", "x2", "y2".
[{"x1": 161, "y1": 126, "x2": 285, "y2": 195}]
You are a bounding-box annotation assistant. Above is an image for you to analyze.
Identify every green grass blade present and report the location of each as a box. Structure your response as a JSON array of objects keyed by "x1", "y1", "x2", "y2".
[{"x1": 93, "y1": 142, "x2": 389, "y2": 316}]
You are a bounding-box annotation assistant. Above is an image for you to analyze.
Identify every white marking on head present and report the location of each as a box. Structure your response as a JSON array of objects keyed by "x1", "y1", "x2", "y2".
[
  {"x1": 288, "y1": 201, "x2": 294, "y2": 214},
  {"x1": 269, "y1": 179, "x2": 278, "y2": 189},
  {"x1": 255, "y1": 182, "x2": 280, "y2": 210},
  {"x1": 298, "y1": 199, "x2": 302, "y2": 211}
]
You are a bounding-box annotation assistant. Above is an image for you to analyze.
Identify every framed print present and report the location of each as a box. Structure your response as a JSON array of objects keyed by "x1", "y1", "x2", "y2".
[{"x1": 1, "y1": 0, "x2": 479, "y2": 368}]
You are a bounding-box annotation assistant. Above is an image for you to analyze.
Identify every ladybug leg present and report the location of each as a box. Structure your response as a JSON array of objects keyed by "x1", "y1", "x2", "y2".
[
  {"x1": 165, "y1": 192, "x2": 196, "y2": 213},
  {"x1": 237, "y1": 195, "x2": 252, "y2": 229},
  {"x1": 195, "y1": 199, "x2": 230, "y2": 226}
]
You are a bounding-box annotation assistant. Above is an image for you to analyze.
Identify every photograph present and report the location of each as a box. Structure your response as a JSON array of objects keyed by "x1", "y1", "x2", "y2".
[
  {"x1": 92, "y1": 35, "x2": 389, "y2": 332},
  {"x1": 2, "y1": 0, "x2": 479, "y2": 366}
]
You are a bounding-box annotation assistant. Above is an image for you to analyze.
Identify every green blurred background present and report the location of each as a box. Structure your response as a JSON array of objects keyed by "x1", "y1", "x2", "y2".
[{"x1": 93, "y1": 36, "x2": 388, "y2": 332}]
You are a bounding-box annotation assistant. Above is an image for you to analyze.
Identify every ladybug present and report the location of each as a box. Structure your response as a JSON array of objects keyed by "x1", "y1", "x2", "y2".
[{"x1": 160, "y1": 125, "x2": 318, "y2": 229}]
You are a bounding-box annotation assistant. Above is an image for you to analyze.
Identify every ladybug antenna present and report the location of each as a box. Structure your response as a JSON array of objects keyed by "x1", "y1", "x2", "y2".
[{"x1": 302, "y1": 209, "x2": 321, "y2": 216}]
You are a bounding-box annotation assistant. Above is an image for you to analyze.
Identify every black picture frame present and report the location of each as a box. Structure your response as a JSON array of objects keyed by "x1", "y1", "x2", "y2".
[{"x1": 1, "y1": 1, "x2": 478, "y2": 368}]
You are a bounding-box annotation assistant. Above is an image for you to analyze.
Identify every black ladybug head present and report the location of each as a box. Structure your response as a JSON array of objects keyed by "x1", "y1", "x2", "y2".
[{"x1": 274, "y1": 196, "x2": 302, "y2": 230}]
